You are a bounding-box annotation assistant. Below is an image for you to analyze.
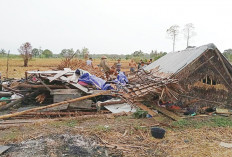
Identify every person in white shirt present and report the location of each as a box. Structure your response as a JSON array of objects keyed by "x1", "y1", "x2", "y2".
[{"x1": 86, "y1": 57, "x2": 93, "y2": 68}]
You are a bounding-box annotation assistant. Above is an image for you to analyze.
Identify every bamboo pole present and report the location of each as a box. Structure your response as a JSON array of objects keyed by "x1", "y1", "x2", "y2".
[{"x1": 0, "y1": 90, "x2": 111, "y2": 119}]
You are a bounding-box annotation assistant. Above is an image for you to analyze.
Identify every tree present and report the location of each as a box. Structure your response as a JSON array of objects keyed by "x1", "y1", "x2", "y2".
[
  {"x1": 167, "y1": 25, "x2": 179, "y2": 52},
  {"x1": 125, "y1": 54, "x2": 131, "y2": 60},
  {"x1": 81, "y1": 47, "x2": 89, "y2": 59},
  {"x1": 150, "y1": 50, "x2": 167, "y2": 61},
  {"x1": 42, "y1": 49, "x2": 53, "y2": 58},
  {"x1": 18, "y1": 42, "x2": 32, "y2": 67},
  {"x1": 0, "y1": 49, "x2": 6, "y2": 56},
  {"x1": 60, "y1": 48, "x2": 76, "y2": 58},
  {"x1": 31, "y1": 48, "x2": 40, "y2": 58},
  {"x1": 183, "y1": 23, "x2": 196, "y2": 47},
  {"x1": 150, "y1": 50, "x2": 158, "y2": 58},
  {"x1": 133, "y1": 50, "x2": 144, "y2": 57},
  {"x1": 38, "y1": 47, "x2": 43, "y2": 57},
  {"x1": 223, "y1": 49, "x2": 232, "y2": 62}
]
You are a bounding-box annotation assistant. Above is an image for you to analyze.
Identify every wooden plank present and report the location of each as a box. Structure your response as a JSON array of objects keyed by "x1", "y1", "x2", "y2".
[
  {"x1": 152, "y1": 105, "x2": 182, "y2": 121},
  {"x1": 0, "y1": 146, "x2": 11, "y2": 155},
  {"x1": 48, "y1": 68, "x2": 71, "y2": 82},
  {"x1": 70, "y1": 83, "x2": 93, "y2": 94},
  {"x1": 135, "y1": 103, "x2": 157, "y2": 117}
]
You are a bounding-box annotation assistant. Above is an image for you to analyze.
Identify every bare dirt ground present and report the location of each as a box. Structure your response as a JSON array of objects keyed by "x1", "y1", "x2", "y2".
[{"x1": 0, "y1": 58, "x2": 232, "y2": 156}]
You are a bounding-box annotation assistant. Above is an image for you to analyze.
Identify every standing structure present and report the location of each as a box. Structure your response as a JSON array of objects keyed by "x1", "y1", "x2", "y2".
[{"x1": 145, "y1": 43, "x2": 232, "y2": 108}]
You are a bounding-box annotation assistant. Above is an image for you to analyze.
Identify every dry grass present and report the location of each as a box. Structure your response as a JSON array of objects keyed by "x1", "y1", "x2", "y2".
[
  {"x1": 0, "y1": 58, "x2": 131, "y2": 79},
  {"x1": 0, "y1": 116, "x2": 232, "y2": 156},
  {"x1": 0, "y1": 58, "x2": 61, "y2": 78}
]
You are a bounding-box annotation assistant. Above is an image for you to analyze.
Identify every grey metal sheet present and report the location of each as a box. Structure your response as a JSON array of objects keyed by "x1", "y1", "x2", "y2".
[
  {"x1": 105, "y1": 103, "x2": 136, "y2": 113},
  {"x1": 0, "y1": 145, "x2": 11, "y2": 155},
  {"x1": 145, "y1": 43, "x2": 217, "y2": 74}
]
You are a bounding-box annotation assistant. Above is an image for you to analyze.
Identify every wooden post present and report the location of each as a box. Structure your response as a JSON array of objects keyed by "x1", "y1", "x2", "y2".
[
  {"x1": 6, "y1": 50, "x2": 10, "y2": 79},
  {"x1": 0, "y1": 90, "x2": 111, "y2": 119}
]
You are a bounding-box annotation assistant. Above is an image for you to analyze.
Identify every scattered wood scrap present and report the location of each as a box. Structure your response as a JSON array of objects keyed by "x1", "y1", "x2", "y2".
[
  {"x1": 135, "y1": 102, "x2": 157, "y2": 117},
  {"x1": 0, "y1": 91, "x2": 111, "y2": 119},
  {"x1": 152, "y1": 105, "x2": 182, "y2": 121}
]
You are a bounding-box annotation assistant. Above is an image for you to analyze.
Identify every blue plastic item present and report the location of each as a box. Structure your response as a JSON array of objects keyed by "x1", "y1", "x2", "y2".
[
  {"x1": 78, "y1": 73, "x2": 113, "y2": 90},
  {"x1": 114, "y1": 72, "x2": 128, "y2": 85}
]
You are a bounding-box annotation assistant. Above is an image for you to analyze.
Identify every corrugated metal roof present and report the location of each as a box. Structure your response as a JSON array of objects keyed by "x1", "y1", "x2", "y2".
[{"x1": 144, "y1": 43, "x2": 217, "y2": 74}]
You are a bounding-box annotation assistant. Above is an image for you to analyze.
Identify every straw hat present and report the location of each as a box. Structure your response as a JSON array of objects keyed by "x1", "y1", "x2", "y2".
[{"x1": 101, "y1": 56, "x2": 107, "y2": 59}]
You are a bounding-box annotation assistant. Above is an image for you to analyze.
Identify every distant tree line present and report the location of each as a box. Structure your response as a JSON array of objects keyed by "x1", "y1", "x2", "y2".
[
  {"x1": 1, "y1": 42, "x2": 168, "y2": 67},
  {"x1": 7, "y1": 41, "x2": 232, "y2": 67}
]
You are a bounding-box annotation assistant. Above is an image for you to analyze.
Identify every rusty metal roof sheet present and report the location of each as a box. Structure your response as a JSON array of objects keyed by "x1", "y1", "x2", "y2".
[{"x1": 145, "y1": 43, "x2": 217, "y2": 75}]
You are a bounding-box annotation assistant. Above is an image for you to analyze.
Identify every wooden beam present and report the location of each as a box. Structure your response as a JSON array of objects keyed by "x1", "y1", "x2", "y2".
[
  {"x1": 37, "y1": 77, "x2": 52, "y2": 93},
  {"x1": 215, "y1": 49, "x2": 232, "y2": 83},
  {"x1": 97, "y1": 100, "x2": 125, "y2": 107},
  {"x1": 207, "y1": 59, "x2": 232, "y2": 91},
  {"x1": 70, "y1": 83, "x2": 93, "y2": 94},
  {"x1": 48, "y1": 68, "x2": 71, "y2": 82},
  {"x1": 152, "y1": 105, "x2": 182, "y2": 121},
  {"x1": 135, "y1": 102, "x2": 157, "y2": 117},
  {"x1": 0, "y1": 90, "x2": 111, "y2": 119}
]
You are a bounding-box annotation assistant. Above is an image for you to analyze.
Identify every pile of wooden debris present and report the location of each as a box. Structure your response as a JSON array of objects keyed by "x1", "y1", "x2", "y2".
[
  {"x1": 0, "y1": 67, "x2": 185, "y2": 121},
  {"x1": 58, "y1": 58, "x2": 105, "y2": 78}
]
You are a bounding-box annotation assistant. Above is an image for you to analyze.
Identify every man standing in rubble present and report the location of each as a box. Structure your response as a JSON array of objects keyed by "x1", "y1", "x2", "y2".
[
  {"x1": 116, "y1": 59, "x2": 121, "y2": 73},
  {"x1": 99, "y1": 56, "x2": 111, "y2": 80},
  {"x1": 86, "y1": 57, "x2": 94, "y2": 68},
  {"x1": 129, "y1": 59, "x2": 136, "y2": 73}
]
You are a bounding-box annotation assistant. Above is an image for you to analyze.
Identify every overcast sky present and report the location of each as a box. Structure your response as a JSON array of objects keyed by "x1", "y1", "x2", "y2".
[{"x1": 0, "y1": 0, "x2": 231, "y2": 54}]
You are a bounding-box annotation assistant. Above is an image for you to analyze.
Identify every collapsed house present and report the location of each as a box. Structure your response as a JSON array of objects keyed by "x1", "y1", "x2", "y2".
[
  {"x1": 145, "y1": 43, "x2": 232, "y2": 108},
  {"x1": 0, "y1": 63, "x2": 183, "y2": 120}
]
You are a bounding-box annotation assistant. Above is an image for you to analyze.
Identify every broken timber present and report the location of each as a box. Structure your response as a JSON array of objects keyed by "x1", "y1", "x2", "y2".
[
  {"x1": 48, "y1": 68, "x2": 71, "y2": 82},
  {"x1": 0, "y1": 90, "x2": 111, "y2": 119},
  {"x1": 70, "y1": 83, "x2": 93, "y2": 94},
  {"x1": 152, "y1": 105, "x2": 182, "y2": 121},
  {"x1": 135, "y1": 102, "x2": 157, "y2": 117}
]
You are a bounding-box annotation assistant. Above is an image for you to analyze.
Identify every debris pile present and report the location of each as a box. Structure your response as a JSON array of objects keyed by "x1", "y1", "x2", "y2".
[
  {"x1": 0, "y1": 65, "x2": 186, "y2": 121},
  {"x1": 57, "y1": 58, "x2": 105, "y2": 78},
  {"x1": 122, "y1": 69, "x2": 183, "y2": 104}
]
